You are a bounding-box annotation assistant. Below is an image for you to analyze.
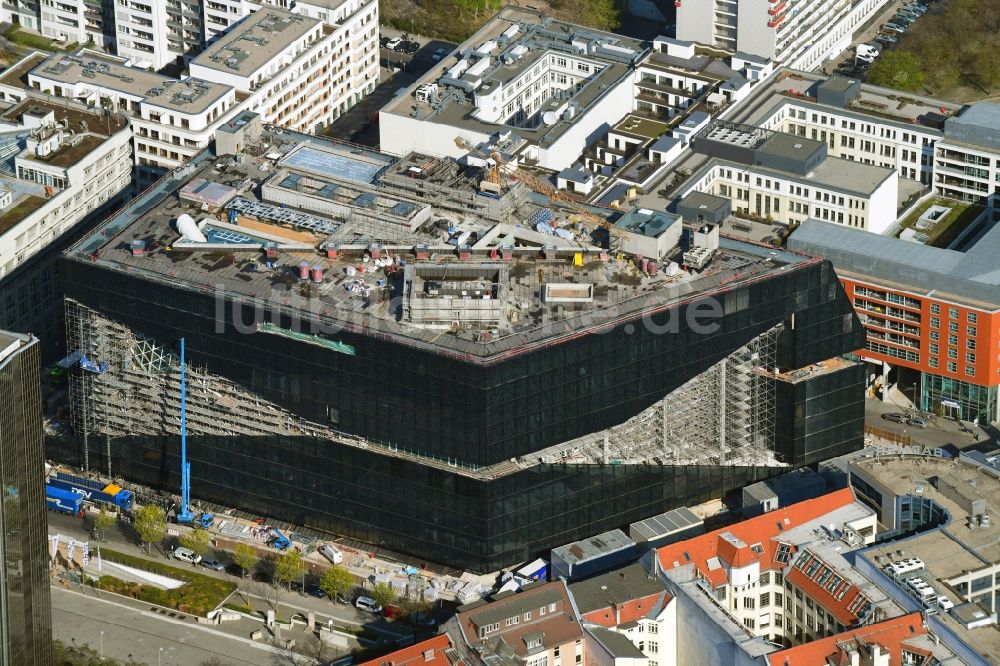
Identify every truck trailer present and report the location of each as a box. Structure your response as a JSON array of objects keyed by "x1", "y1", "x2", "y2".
[
  {"x1": 46, "y1": 485, "x2": 85, "y2": 516},
  {"x1": 48, "y1": 472, "x2": 134, "y2": 510}
]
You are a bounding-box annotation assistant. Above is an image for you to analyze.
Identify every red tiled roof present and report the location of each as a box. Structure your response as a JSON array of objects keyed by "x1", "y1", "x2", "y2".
[
  {"x1": 358, "y1": 634, "x2": 454, "y2": 666},
  {"x1": 657, "y1": 488, "x2": 857, "y2": 587},
  {"x1": 766, "y1": 612, "x2": 927, "y2": 666},
  {"x1": 785, "y1": 552, "x2": 869, "y2": 626},
  {"x1": 581, "y1": 592, "x2": 669, "y2": 628}
]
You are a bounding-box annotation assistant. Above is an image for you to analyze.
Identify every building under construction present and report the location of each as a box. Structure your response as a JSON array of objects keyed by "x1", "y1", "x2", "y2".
[{"x1": 59, "y1": 117, "x2": 866, "y2": 571}]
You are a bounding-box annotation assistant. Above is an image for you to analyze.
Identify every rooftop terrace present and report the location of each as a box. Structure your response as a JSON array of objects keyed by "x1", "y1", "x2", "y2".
[{"x1": 65, "y1": 128, "x2": 818, "y2": 366}]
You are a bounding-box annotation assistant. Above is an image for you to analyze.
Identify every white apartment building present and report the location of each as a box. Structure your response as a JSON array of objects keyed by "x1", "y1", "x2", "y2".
[
  {"x1": 0, "y1": 95, "x2": 132, "y2": 347},
  {"x1": 934, "y1": 102, "x2": 1000, "y2": 207},
  {"x1": 678, "y1": 120, "x2": 899, "y2": 233},
  {"x1": 4, "y1": 0, "x2": 378, "y2": 79},
  {"x1": 1, "y1": 4, "x2": 376, "y2": 184},
  {"x1": 676, "y1": 0, "x2": 891, "y2": 70}
]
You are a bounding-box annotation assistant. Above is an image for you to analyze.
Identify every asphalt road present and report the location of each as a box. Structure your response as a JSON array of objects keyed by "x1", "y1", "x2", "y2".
[
  {"x1": 864, "y1": 396, "x2": 994, "y2": 451},
  {"x1": 52, "y1": 587, "x2": 301, "y2": 666}
]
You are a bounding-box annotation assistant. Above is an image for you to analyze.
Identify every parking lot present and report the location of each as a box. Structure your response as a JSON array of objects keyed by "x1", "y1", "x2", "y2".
[{"x1": 824, "y1": 0, "x2": 940, "y2": 79}]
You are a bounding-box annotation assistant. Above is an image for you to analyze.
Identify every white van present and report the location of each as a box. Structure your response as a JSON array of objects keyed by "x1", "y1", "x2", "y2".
[
  {"x1": 857, "y1": 43, "x2": 880, "y2": 59},
  {"x1": 319, "y1": 544, "x2": 343, "y2": 565},
  {"x1": 173, "y1": 547, "x2": 202, "y2": 564}
]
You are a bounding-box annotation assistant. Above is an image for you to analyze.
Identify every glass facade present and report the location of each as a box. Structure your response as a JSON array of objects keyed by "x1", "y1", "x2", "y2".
[
  {"x1": 920, "y1": 372, "x2": 998, "y2": 425},
  {"x1": 0, "y1": 333, "x2": 53, "y2": 665},
  {"x1": 59, "y1": 257, "x2": 867, "y2": 571}
]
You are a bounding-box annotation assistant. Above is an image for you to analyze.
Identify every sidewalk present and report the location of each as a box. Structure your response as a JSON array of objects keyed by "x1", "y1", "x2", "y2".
[{"x1": 865, "y1": 395, "x2": 993, "y2": 451}]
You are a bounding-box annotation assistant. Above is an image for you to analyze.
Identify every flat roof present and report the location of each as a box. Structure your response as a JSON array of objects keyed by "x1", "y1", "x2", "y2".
[
  {"x1": 789, "y1": 218, "x2": 1000, "y2": 310},
  {"x1": 552, "y1": 529, "x2": 634, "y2": 565},
  {"x1": 629, "y1": 506, "x2": 702, "y2": 542},
  {"x1": 30, "y1": 53, "x2": 231, "y2": 114},
  {"x1": 64, "y1": 129, "x2": 819, "y2": 367},
  {"x1": 190, "y1": 9, "x2": 319, "y2": 78},
  {"x1": 614, "y1": 208, "x2": 680, "y2": 237},
  {"x1": 944, "y1": 102, "x2": 1000, "y2": 151},
  {"x1": 381, "y1": 7, "x2": 645, "y2": 147}
]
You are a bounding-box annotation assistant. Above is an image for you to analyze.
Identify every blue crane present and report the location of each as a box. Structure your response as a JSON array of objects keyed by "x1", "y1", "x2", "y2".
[{"x1": 176, "y1": 338, "x2": 195, "y2": 524}]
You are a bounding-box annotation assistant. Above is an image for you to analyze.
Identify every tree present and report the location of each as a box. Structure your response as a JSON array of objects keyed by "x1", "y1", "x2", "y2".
[
  {"x1": 581, "y1": 0, "x2": 620, "y2": 31},
  {"x1": 319, "y1": 565, "x2": 354, "y2": 601},
  {"x1": 178, "y1": 528, "x2": 211, "y2": 558},
  {"x1": 866, "y1": 50, "x2": 925, "y2": 92},
  {"x1": 232, "y1": 543, "x2": 259, "y2": 579},
  {"x1": 370, "y1": 582, "x2": 397, "y2": 609},
  {"x1": 92, "y1": 506, "x2": 115, "y2": 541},
  {"x1": 133, "y1": 505, "x2": 166, "y2": 554},
  {"x1": 274, "y1": 549, "x2": 303, "y2": 591}
]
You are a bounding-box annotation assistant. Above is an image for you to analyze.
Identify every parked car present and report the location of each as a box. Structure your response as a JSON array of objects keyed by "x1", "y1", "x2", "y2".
[
  {"x1": 335, "y1": 592, "x2": 350, "y2": 605},
  {"x1": 875, "y1": 34, "x2": 898, "y2": 45},
  {"x1": 385, "y1": 37, "x2": 402, "y2": 50},
  {"x1": 881, "y1": 413, "x2": 908, "y2": 423},
  {"x1": 355, "y1": 596, "x2": 382, "y2": 614},
  {"x1": 318, "y1": 544, "x2": 343, "y2": 565},
  {"x1": 893, "y1": 14, "x2": 916, "y2": 26},
  {"x1": 200, "y1": 558, "x2": 225, "y2": 571},
  {"x1": 857, "y1": 43, "x2": 880, "y2": 59},
  {"x1": 432, "y1": 47, "x2": 447, "y2": 61},
  {"x1": 379, "y1": 37, "x2": 391, "y2": 48},
  {"x1": 882, "y1": 23, "x2": 906, "y2": 33},
  {"x1": 305, "y1": 584, "x2": 326, "y2": 598},
  {"x1": 173, "y1": 547, "x2": 202, "y2": 565},
  {"x1": 856, "y1": 54, "x2": 876, "y2": 65},
  {"x1": 907, "y1": 416, "x2": 929, "y2": 428}
]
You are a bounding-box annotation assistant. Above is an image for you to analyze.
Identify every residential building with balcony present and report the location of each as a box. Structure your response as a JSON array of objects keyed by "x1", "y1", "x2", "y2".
[
  {"x1": 0, "y1": 94, "x2": 132, "y2": 356},
  {"x1": 789, "y1": 218, "x2": 1000, "y2": 424},
  {"x1": 675, "y1": 0, "x2": 891, "y2": 71}
]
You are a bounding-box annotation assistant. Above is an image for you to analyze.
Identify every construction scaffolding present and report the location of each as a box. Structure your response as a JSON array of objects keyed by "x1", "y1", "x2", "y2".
[{"x1": 538, "y1": 323, "x2": 784, "y2": 467}]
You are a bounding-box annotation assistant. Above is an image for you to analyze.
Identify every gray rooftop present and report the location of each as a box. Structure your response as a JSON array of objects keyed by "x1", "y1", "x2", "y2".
[
  {"x1": 552, "y1": 529, "x2": 635, "y2": 565},
  {"x1": 30, "y1": 53, "x2": 231, "y2": 115},
  {"x1": 614, "y1": 208, "x2": 680, "y2": 237},
  {"x1": 568, "y1": 562, "x2": 670, "y2": 614},
  {"x1": 558, "y1": 167, "x2": 592, "y2": 184},
  {"x1": 191, "y1": 9, "x2": 319, "y2": 78},
  {"x1": 789, "y1": 219, "x2": 1000, "y2": 309},
  {"x1": 629, "y1": 506, "x2": 702, "y2": 543},
  {"x1": 468, "y1": 586, "x2": 564, "y2": 627},
  {"x1": 943, "y1": 102, "x2": 1000, "y2": 151},
  {"x1": 588, "y1": 627, "x2": 647, "y2": 659}
]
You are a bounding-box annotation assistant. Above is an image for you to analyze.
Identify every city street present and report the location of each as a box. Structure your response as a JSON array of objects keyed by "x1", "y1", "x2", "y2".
[
  {"x1": 53, "y1": 587, "x2": 300, "y2": 666},
  {"x1": 864, "y1": 396, "x2": 995, "y2": 451}
]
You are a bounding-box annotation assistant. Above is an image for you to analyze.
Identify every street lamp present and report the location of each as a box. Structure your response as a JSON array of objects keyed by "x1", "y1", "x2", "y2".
[{"x1": 158, "y1": 647, "x2": 164, "y2": 666}]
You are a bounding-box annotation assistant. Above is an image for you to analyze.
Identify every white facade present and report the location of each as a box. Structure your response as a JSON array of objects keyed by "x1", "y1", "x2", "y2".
[
  {"x1": 676, "y1": 0, "x2": 891, "y2": 70},
  {"x1": 0, "y1": 97, "x2": 133, "y2": 279},
  {"x1": 678, "y1": 159, "x2": 898, "y2": 233}
]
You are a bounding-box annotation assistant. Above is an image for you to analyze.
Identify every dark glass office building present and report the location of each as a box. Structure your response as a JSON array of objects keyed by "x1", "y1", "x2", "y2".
[
  {"x1": 55, "y1": 134, "x2": 866, "y2": 571},
  {"x1": 0, "y1": 331, "x2": 53, "y2": 664}
]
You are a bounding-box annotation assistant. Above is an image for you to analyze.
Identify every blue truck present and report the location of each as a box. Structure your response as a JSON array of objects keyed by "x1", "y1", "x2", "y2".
[
  {"x1": 48, "y1": 472, "x2": 134, "y2": 510},
  {"x1": 46, "y1": 485, "x2": 85, "y2": 516},
  {"x1": 268, "y1": 528, "x2": 291, "y2": 550}
]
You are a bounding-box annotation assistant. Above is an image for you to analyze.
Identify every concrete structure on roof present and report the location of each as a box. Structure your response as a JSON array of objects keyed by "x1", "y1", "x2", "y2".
[
  {"x1": 629, "y1": 507, "x2": 703, "y2": 547},
  {"x1": 764, "y1": 612, "x2": 963, "y2": 666},
  {"x1": 789, "y1": 218, "x2": 1000, "y2": 424},
  {"x1": 56, "y1": 124, "x2": 867, "y2": 571},
  {"x1": 675, "y1": 0, "x2": 891, "y2": 71},
  {"x1": 571, "y1": 562, "x2": 676, "y2": 666},
  {"x1": 0, "y1": 2, "x2": 376, "y2": 185},
  {"x1": 552, "y1": 530, "x2": 638, "y2": 582},
  {"x1": 0, "y1": 0, "x2": 377, "y2": 74},
  {"x1": 443, "y1": 582, "x2": 584, "y2": 666},
  {"x1": 656, "y1": 489, "x2": 893, "y2": 656},
  {"x1": 742, "y1": 467, "x2": 828, "y2": 518},
  {"x1": 848, "y1": 452, "x2": 1000, "y2": 664},
  {"x1": 0, "y1": 93, "x2": 132, "y2": 358}
]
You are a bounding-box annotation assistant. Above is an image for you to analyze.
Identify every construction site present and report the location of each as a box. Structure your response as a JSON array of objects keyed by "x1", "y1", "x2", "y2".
[{"x1": 55, "y1": 115, "x2": 867, "y2": 571}]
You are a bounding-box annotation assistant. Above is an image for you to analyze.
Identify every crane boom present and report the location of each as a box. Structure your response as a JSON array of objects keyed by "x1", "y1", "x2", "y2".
[{"x1": 453, "y1": 137, "x2": 628, "y2": 252}]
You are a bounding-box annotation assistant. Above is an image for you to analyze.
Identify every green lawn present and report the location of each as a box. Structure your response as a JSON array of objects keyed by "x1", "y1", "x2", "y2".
[
  {"x1": 896, "y1": 197, "x2": 985, "y2": 248},
  {"x1": 2, "y1": 26, "x2": 78, "y2": 52},
  {"x1": 95, "y1": 548, "x2": 237, "y2": 617}
]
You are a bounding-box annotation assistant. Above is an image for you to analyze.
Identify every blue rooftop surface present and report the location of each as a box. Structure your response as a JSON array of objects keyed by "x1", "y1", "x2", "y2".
[
  {"x1": 281, "y1": 145, "x2": 392, "y2": 184},
  {"x1": 789, "y1": 219, "x2": 1000, "y2": 308}
]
